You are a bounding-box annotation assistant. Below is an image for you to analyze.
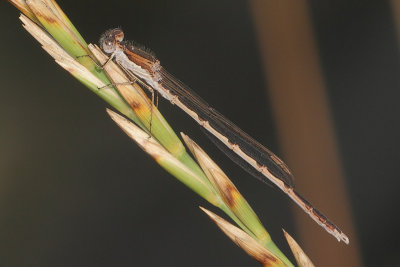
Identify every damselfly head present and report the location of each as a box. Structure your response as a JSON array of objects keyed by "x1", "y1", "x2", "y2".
[{"x1": 99, "y1": 28, "x2": 125, "y2": 54}]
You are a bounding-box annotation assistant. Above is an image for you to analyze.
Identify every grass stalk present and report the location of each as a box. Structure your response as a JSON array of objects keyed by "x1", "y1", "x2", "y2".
[{"x1": 5, "y1": 1, "x2": 317, "y2": 266}]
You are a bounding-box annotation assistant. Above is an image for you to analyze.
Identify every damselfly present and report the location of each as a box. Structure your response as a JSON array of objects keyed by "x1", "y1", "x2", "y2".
[{"x1": 99, "y1": 28, "x2": 349, "y2": 244}]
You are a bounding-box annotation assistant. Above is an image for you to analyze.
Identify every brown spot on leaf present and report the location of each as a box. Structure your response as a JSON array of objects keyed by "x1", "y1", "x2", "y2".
[
  {"x1": 259, "y1": 253, "x2": 279, "y2": 266},
  {"x1": 130, "y1": 100, "x2": 142, "y2": 110},
  {"x1": 221, "y1": 182, "x2": 237, "y2": 207}
]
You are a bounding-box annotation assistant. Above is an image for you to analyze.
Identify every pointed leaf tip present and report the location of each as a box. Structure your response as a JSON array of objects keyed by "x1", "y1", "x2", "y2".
[
  {"x1": 283, "y1": 229, "x2": 314, "y2": 267},
  {"x1": 200, "y1": 207, "x2": 286, "y2": 267}
]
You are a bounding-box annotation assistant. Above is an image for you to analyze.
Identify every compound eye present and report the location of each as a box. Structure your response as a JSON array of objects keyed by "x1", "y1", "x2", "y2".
[
  {"x1": 101, "y1": 38, "x2": 116, "y2": 54},
  {"x1": 113, "y1": 29, "x2": 124, "y2": 42}
]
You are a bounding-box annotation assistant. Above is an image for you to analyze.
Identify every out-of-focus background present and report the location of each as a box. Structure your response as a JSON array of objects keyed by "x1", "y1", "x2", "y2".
[{"x1": 1, "y1": 0, "x2": 399, "y2": 266}]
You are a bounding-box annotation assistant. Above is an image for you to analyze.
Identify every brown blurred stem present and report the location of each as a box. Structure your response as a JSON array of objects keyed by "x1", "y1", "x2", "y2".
[
  {"x1": 390, "y1": 0, "x2": 400, "y2": 49},
  {"x1": 248, "y1": 0, "x2": 362, "y2": 266}
]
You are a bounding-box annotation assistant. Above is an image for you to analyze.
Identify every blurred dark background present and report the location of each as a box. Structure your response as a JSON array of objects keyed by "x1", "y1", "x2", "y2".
[{"x1": 1, "y1": 0, "x2": 399, "y2": 266}]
